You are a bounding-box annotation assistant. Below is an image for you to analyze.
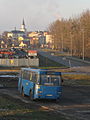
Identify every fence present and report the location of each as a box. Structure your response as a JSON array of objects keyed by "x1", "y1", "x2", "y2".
[{"x1": 0, "y1": 58, "x2": 39, "y2": 67}]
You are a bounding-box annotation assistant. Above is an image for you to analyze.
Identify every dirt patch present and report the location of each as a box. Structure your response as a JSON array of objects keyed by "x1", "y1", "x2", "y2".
[
  {"x1": 0, "y1": 92, "x2": 68, "y2": 120},
  {"x1": 0, "y1": 75, "x2": 90, "y2": 120}
]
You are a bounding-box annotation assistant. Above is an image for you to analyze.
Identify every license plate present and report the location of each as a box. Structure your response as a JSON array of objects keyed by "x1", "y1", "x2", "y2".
[{"x1": 46, "y1": 94, "x2": 53, "y2": 96}]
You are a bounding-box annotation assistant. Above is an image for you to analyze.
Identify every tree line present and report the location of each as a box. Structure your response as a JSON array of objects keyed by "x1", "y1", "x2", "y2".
[{"x1": 49, "y1": 10, "x2": 90, "y2": 59}]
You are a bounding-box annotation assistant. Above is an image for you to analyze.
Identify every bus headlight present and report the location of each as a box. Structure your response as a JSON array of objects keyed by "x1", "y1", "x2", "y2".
[
  {"x1": 35, "y1": 85, "x2": 42, "y2": 95},
  {"x1": 35, "y1": 85, "x2": 40, "y2": 89}
]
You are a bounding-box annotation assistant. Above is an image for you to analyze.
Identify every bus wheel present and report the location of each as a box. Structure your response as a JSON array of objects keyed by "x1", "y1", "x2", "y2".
[
  {"x1": 30, "y1": 90, "x2": 33, "y2": 101},
  {"x1": 56, "y1": 98, "x2": 60, "y2": 103},
  {"x1": 22, "y1": 88, "x2": 25, "y2": 97}
]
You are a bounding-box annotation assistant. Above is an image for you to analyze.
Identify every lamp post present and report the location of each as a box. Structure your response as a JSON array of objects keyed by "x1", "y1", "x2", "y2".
[
  {"x1": 81, "y1": 29, "x2": 85, "y2": 60},
  {"x1": 61, "y1": 33, "x2": 64, "y2": 52},
  {"x1": 70, "y1": 32, "x2": 73, "y2": 57}
]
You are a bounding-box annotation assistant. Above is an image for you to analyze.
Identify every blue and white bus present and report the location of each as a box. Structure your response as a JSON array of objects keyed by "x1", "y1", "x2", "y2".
[{"x1": 18, "y1": 68, "x2": 62, "y2": 100}]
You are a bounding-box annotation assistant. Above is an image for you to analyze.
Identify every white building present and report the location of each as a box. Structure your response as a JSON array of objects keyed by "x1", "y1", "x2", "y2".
[{"x1": 45, "y1": 35, "x2": 52, "y2": 44}]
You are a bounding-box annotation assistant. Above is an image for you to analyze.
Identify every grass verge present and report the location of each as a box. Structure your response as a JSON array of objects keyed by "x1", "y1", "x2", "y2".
[{"x1": 62, "y1": 74, "x2": 90, "y2": 86}]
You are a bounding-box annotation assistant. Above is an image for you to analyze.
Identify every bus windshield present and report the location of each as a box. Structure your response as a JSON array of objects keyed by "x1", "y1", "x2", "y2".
[{"x1": 40, "y1": 75, "x2": 61, "y2": 86}]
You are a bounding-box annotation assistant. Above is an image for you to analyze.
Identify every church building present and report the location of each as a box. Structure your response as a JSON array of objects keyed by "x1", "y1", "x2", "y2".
[{"x1": 20, "y1": 19, "x2": 26, "y2": 32}]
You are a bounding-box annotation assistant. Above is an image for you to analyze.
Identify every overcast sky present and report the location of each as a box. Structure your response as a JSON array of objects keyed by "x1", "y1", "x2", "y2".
[{"x1": 0, "y1": 0, "x2": 90, "y2": 32}]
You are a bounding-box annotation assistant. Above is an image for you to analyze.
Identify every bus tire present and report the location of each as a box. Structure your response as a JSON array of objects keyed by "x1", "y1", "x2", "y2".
[
  {"x1": 55, "y1": 98, "x2": 60, "y2": 103},
  {"x1": 21, "y1": 87, "x2": 25, "y2": 97},
  {"x1": 30, "y1": 90, "x2": 33, "y2": 101}
]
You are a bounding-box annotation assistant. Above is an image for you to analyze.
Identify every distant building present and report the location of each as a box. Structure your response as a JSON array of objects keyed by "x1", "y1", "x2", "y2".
[
  {"x1": 19, "y1": 41, "x2": 27, "y2": 48},
  {"x1": 7, "y1": 32, "x2": 13, "y2": 38},
  {"x1": 11, "y1": 30, "x2": 26, "y2": 39},
  {"x1": 38, "y1": 35, "x2": 46, "y2": 46},
  {"x1": 28, "y1": 31, "x2": 46, "y2": 48},
  {"x1": 45, "y1": 34, "x2": 53, "y2": 48},
  {"x1": 45, "y1": 34, "x2": 52, "y2": 44},
  {"x1": 3, "y1": 19, "x2": 29, "y2": 48},
  {"x1": 28, "y1": 32, "x2": 38, "y2": 37},
  {"x1": 1, "y1": 20, "x2": 53, "y2": 49}
]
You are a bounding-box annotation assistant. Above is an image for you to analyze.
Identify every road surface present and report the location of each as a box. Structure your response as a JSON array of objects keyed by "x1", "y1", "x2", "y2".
[
  {"x1": 38, "y1": 50, "x2": 90, "y2": 73},
  {"x1": 38, "y1": 51, "x2": 90, "y2": 67}
]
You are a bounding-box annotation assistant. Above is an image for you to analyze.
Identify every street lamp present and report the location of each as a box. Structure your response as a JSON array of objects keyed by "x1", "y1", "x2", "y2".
[
  {"x1": 81, "y1": 29, "x2": 85, "y2": 60},
  {"x1": 61, "y1": 33, "x2": 64, "y2": 52},
  {"x1": 70, "y1": 32, "x2": 73, "y2": 57}
]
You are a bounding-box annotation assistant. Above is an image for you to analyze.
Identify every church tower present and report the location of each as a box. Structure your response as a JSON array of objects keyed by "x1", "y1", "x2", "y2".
[{"x1": 20, "y1": 19, "x2": 26, "y2": 32}]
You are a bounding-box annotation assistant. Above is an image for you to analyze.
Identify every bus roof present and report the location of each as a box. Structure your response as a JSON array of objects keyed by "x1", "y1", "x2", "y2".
[{"x1": 21, "y1": 68, "x2": 61, "y2": 75}]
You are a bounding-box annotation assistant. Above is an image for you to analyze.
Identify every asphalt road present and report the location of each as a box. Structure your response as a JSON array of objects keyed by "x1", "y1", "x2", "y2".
[{"x1": 38, "y1": 51, "x2": 90, "y2": 67}]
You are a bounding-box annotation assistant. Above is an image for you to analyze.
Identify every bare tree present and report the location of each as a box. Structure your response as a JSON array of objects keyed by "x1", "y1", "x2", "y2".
[{"x1": 49, "y1": 10, "x2": 90, "y2": 59}]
